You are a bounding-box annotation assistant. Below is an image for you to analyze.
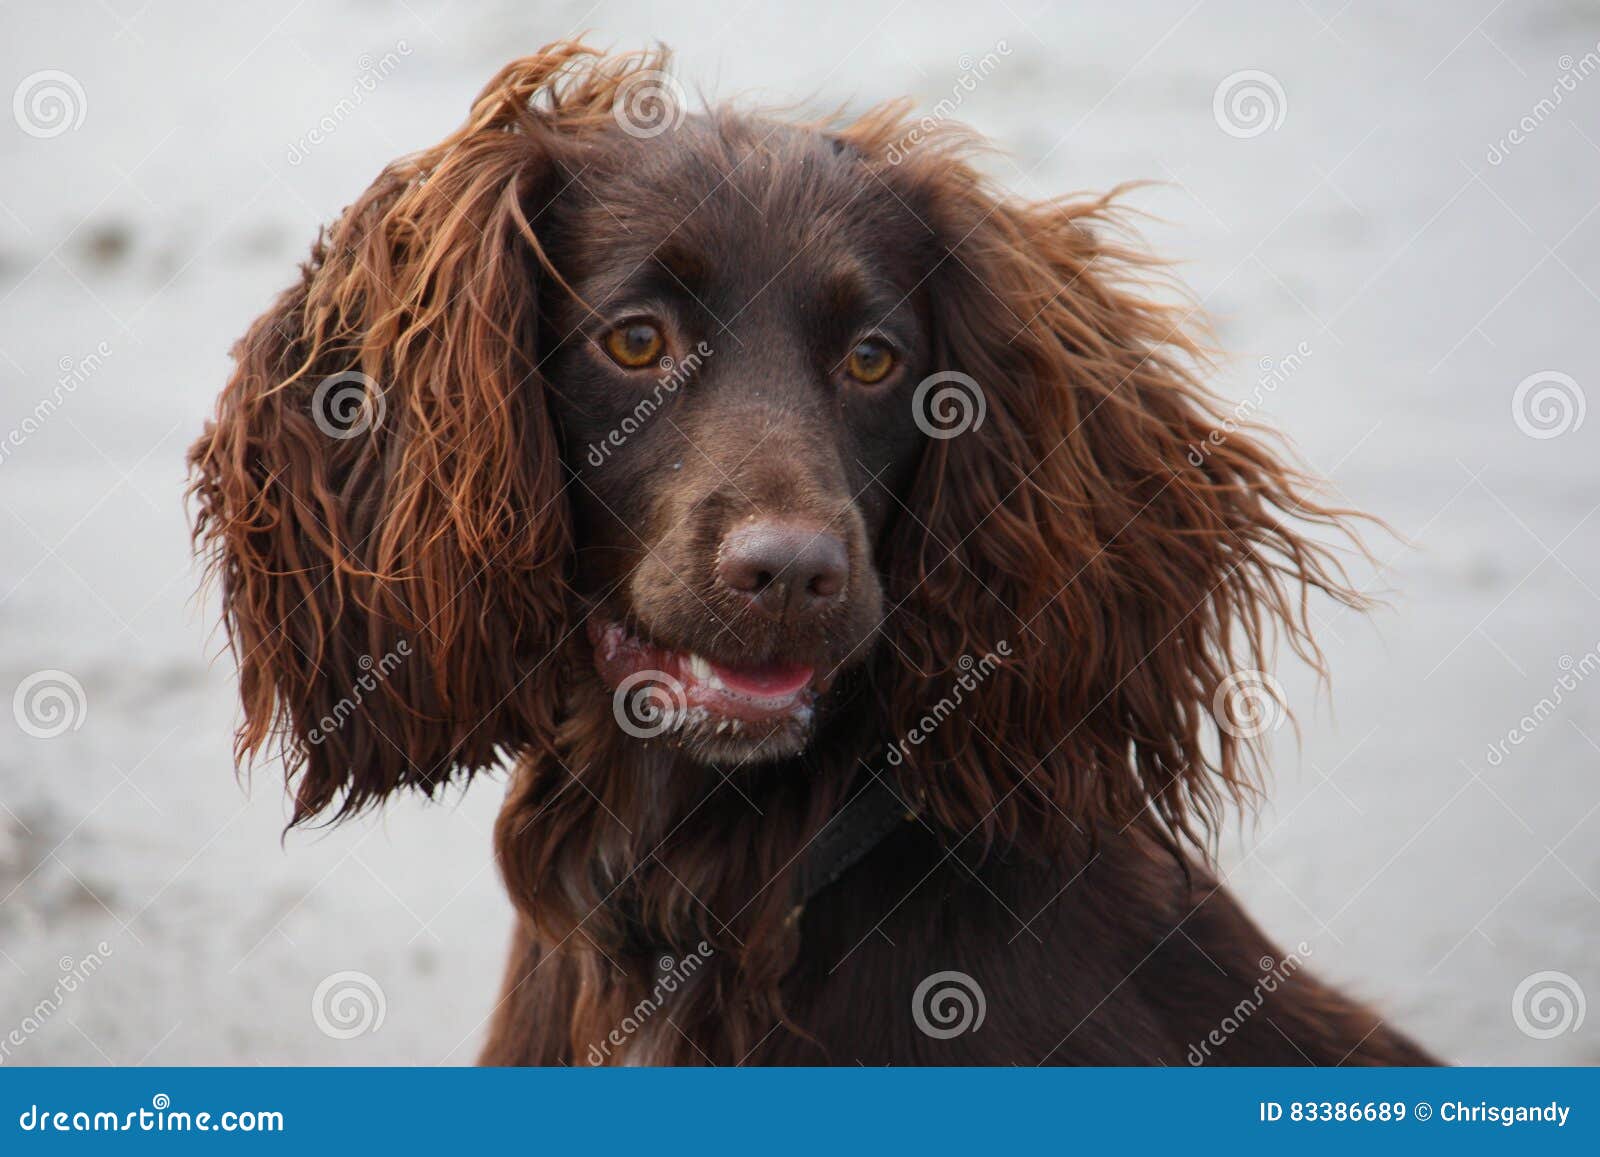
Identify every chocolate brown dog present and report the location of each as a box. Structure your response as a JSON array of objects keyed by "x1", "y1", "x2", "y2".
[{"x1": 189, "y1": 42, "x2": 1435, "y2": 1065}]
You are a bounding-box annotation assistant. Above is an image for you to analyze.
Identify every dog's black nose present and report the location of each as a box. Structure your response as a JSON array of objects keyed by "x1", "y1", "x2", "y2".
[{"x1": 716, "y1": 520, "x2": 849, "y2": 619}]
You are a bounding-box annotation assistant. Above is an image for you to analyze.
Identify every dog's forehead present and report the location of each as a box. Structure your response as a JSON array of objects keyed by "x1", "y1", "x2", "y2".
[{"x1": 560, "y1": 117, "x2": 927, "y2": 304}]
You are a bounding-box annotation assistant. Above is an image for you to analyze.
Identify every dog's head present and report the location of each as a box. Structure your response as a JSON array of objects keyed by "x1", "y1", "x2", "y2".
[
  {"x1": 543, "y1": 109, "x2": 949, "y2": 764},
  {"x1": 191, "y1": 43, "x2": 1361, "y2": 844}
]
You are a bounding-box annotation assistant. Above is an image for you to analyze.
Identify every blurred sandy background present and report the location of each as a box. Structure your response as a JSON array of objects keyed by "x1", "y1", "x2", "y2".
[{"x1": 2, "y1": 0, "x2": 1598, "y2": 1065}]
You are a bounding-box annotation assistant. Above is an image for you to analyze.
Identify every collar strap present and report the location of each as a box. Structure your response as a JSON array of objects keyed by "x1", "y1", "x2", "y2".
[
  {"x1": 788, "y1": 779, "x2": 921, "y2": 921},
  {"x1": 613, "y1": 779, "x2": 920, "y2": 950}
]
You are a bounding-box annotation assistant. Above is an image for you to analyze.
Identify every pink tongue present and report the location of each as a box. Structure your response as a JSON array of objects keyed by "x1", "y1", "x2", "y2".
[{"x1": 707, "y1": 658, "x2": 814, "y2": 698}]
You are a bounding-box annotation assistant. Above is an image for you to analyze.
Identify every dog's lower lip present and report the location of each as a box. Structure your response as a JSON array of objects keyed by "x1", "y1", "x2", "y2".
[{"x1": 589, "y1": 619, "x2": 818, "y2": 724}]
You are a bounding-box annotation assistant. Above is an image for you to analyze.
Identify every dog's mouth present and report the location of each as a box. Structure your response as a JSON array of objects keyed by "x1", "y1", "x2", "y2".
[{"x1": 588, "y1": 619, "x2": 831, "y2": 757}]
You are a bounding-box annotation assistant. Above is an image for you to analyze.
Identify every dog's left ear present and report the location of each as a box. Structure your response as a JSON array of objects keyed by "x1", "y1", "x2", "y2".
[{"x1": 857, "y1": 124, "x2": 1367, "y2": 852}]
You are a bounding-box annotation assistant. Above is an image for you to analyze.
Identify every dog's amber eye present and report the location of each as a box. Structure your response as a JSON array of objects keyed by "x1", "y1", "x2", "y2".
[
  {"x1": 846, "y1": 338, "x2": 895, "y2": 384},
  {"x1": 603, "y1": 322, "x2": 664, "y2": 369}
]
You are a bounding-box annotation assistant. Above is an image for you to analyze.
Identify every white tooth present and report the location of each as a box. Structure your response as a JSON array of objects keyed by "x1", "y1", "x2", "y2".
[{"x1": 688, "y1": 653, "x2": 712, "y2": 683}]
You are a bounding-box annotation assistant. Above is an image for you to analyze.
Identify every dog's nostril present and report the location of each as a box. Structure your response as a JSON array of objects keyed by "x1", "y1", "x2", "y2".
[
  {"x1": 716, "y1": 520, "x2": 850, "y2": 619},
  {"x1": 808, "y1": 568, "x2": 843, "y2": 599}
]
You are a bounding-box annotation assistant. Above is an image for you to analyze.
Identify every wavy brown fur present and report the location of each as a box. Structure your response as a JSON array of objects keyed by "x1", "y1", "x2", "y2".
[
  {"x1": 188, "y1": 47, "x2": 623, "y2": 819},
  {"x1": 846, "y1": 110, "x2": 1366, "y2": 857}
]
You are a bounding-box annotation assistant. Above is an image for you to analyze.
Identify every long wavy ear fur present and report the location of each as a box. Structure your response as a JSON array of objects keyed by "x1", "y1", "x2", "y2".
[
  {"x1": 842, "y1": 111, "x2": 1370, "y2": 854},
  {"x1": 187, "y1": 43, "x2": 668, "y2": 822}
]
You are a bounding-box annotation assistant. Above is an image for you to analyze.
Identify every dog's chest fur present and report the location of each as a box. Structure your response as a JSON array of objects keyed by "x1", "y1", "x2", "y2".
[{"x1": 484, "y1": 790, "x2": 1435, "y2": 1066}]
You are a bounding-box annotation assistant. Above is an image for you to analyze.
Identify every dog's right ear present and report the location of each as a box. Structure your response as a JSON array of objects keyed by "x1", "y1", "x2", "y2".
[{"x1": 188, "y1": 43, "x2": 669, "y2": 823}]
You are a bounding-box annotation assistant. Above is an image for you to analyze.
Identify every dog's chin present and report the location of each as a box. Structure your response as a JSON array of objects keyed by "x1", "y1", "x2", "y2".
[
  {"x1": 672, "y1": 713, "x2": 817, "y2": 766},
  {"x1": 588, "y1": 618, "x2": 844, "y2": 766}
]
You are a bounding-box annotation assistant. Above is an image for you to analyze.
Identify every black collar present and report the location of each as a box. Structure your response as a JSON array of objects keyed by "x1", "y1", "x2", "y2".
[
  {"x1": 788, "y1": 777, "x2": 921, "y2": 920},
  {"x1": 614, "y1": 777, "x2": 920, "y2": 952}
]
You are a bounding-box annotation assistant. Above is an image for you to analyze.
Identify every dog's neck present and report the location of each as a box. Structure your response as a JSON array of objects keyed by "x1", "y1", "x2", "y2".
[
  {"x1": 490, "y1": 676, "x2": 910, "y2": 1062},
  {"x1": 496, "y1": 674, "x2": 892, "y2": 959}
]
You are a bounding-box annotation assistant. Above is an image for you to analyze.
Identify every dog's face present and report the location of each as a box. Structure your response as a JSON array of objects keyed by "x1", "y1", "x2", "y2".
[{"x1": 541, "y1": 123, "x2": 932, "y2": 763}]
